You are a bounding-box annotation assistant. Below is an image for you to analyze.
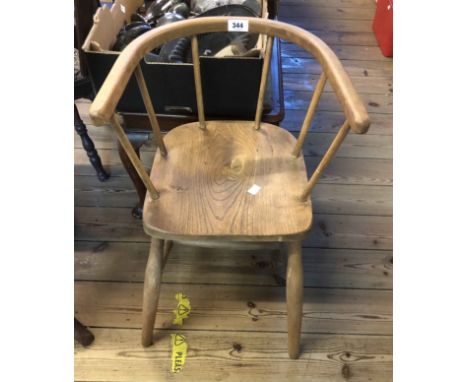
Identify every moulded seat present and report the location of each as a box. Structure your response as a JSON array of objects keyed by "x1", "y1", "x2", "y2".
[{"x1": 142, "y1": 120, "x2": 313, "y2": 242}]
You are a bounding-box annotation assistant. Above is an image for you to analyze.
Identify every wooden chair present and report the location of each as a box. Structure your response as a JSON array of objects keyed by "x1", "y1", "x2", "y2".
[{"x1": 88, "y1": 17, "x2": 370, "y2": 359}]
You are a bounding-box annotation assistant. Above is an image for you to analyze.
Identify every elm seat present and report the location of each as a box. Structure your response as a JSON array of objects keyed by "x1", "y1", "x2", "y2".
[{"x1": 143, "y1": 120, "x2": 313, "y2": 241}]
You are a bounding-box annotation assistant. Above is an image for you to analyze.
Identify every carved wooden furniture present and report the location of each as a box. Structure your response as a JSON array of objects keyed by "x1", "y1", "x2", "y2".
[
  {"x1": 75, "y1": 0, "x2": 109, "y2": 181},
  {"x1": 74, "y1": 317, "x2": 95, "y2": 347},
  {"x1": 88, "y1": 17, "x2": 370, "y2": 359},
  {"x1": 74, "y1": 0, "x2": 107, "y2": 343},
  {"x1": 75, "y1": 79, "x2": 110, "y2": 181}
]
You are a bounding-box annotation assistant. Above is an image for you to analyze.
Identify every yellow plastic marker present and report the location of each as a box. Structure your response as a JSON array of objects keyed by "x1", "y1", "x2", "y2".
[
  {"x1": 172, "y1": 292, "x2": 191, "y2": 326},
  {"x1": 171, "y1": 333, "x2": 188, "y2": 373}
]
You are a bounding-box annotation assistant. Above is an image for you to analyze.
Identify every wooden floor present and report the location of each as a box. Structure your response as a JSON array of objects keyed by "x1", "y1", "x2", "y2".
[{"x1": 74, "y1": 0, "x2": 393, "y2": 380}]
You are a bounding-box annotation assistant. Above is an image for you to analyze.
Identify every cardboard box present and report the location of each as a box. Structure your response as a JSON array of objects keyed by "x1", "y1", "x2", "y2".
[{"x1": 83, "y1": 0, "x2": 271, "y2": 118}]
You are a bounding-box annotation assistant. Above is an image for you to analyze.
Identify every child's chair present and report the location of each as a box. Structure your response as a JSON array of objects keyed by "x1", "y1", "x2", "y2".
[{"x1": 89, "y1": 16, "x2": 370, "y2": 359}]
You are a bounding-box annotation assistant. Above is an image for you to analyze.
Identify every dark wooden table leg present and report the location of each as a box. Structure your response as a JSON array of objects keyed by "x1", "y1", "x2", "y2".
[
  {"x1": 267, "y1": 0, "x2": 279, "y2": 18},
  {"x1": 117, "y1": 132, "x2": 150, "y2": 219},
  {"x1": 74, "y1": 318, "x2": 95, "y2": 347},
  {"x1": 74, "y1": 104, "x2": 109, "y2": 181}
]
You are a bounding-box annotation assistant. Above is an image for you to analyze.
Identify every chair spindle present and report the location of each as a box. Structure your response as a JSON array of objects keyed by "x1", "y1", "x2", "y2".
[
  {"x1": 110, "y1": 114, "x2": 159, "y2": 200},
  {"x1": 292, "y1": 72, "x2": 327, "y2": 157},
  {"x1": 191, "y1": 36, "x2": 206, "y2": 129},
  {"x1": 254, "y1": 35, "x2": 274, "y2": 130},
  {"x1": 300, "y1": 120, "x2": 350, "y2": 201},
  {"x1": 134, "y1": 64, "x2": 167, "y2": 156}
]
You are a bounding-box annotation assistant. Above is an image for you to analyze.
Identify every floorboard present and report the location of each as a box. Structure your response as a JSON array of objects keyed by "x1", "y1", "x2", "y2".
[
  {"x1": 283, "y1": 73, "x2": 392, "y2": 93},
  {"x1": 282, "y1": 43, "x2": 392, "y2": 62},
  {"x1": 75, "y1": 281, "x2": 392, "y2": 335},
  {"x1": 281, "y1": 0, "x2": 376, "y2": 8},
  {"x1": 75, "y1": 329, "x2": 392, "y2": 382},
  {"x1": 278, "y1": 6, "x2": 375, "y2": 20},
  {"x1": 74, "y1": 0, "x2": 392, "y2": 379},
  {"x1": 75, "y1": 242, "x2": 392, "y2": 289},
  {"x1": 282, "y1": 57, "x2": 392, "y2": 77}
]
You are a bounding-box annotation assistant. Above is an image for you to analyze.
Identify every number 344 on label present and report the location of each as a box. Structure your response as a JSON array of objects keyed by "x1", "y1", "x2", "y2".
[{"x1": 228, "y1": 20, "x2": 249, "y2": 32}]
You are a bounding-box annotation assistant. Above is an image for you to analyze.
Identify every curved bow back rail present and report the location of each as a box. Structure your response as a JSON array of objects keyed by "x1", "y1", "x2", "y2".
[{"x1": 89, "y1": 16, "x2": 370, "y2": 201}]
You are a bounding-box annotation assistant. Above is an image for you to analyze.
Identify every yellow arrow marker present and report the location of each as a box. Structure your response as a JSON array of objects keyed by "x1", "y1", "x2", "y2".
[
  {"x1": 172, "y1": 292, "x2": 191, "y2": 326},
  {"x1": 171, "y1": 333, "x2": 188, "y2": 373}
]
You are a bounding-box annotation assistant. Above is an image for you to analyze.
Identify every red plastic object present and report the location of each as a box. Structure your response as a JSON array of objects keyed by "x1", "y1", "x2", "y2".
[{"x1": 372, "y1": 0, "x2": 393, "y2": 57}]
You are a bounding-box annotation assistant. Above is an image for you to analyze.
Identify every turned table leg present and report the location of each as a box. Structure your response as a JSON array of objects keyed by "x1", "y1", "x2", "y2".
[
  {"x1": 74, "y1": 318, "x2": 95, "y2": 347},
  {"x1": 286, "y1": 241, "x2": 303, "y2": 359},
  {"x1": 117, "y1": 133, "x2": 150, "y2": 219},
  {"x1": 74, "y1": 104, "x2": 109, "y2": 181}
]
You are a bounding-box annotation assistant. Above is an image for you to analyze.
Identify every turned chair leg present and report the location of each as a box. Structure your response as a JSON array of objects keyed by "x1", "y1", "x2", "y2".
[
  {"x1": 286, "y1": 241, "x2": 304, "y2": 359},
  {"x1": 141, "y1": 238, "x2": 164, "y2": 347},
  {"x1": 74, "y1": 104, "x2": 109, "y2": 182}
]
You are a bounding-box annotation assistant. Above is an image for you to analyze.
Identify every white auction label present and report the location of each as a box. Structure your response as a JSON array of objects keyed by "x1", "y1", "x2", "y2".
[
  {"x1": 247, "y1": 184, "x2": 261, "y2": 195},
  {"x1": 228, "y1": 19, "x2": 249, "y2": 32}
]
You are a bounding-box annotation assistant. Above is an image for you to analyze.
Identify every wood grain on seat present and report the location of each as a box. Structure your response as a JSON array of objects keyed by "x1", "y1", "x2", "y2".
[{"x1": 143, "y1": 121, "x2": 312, "y2": 241}]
